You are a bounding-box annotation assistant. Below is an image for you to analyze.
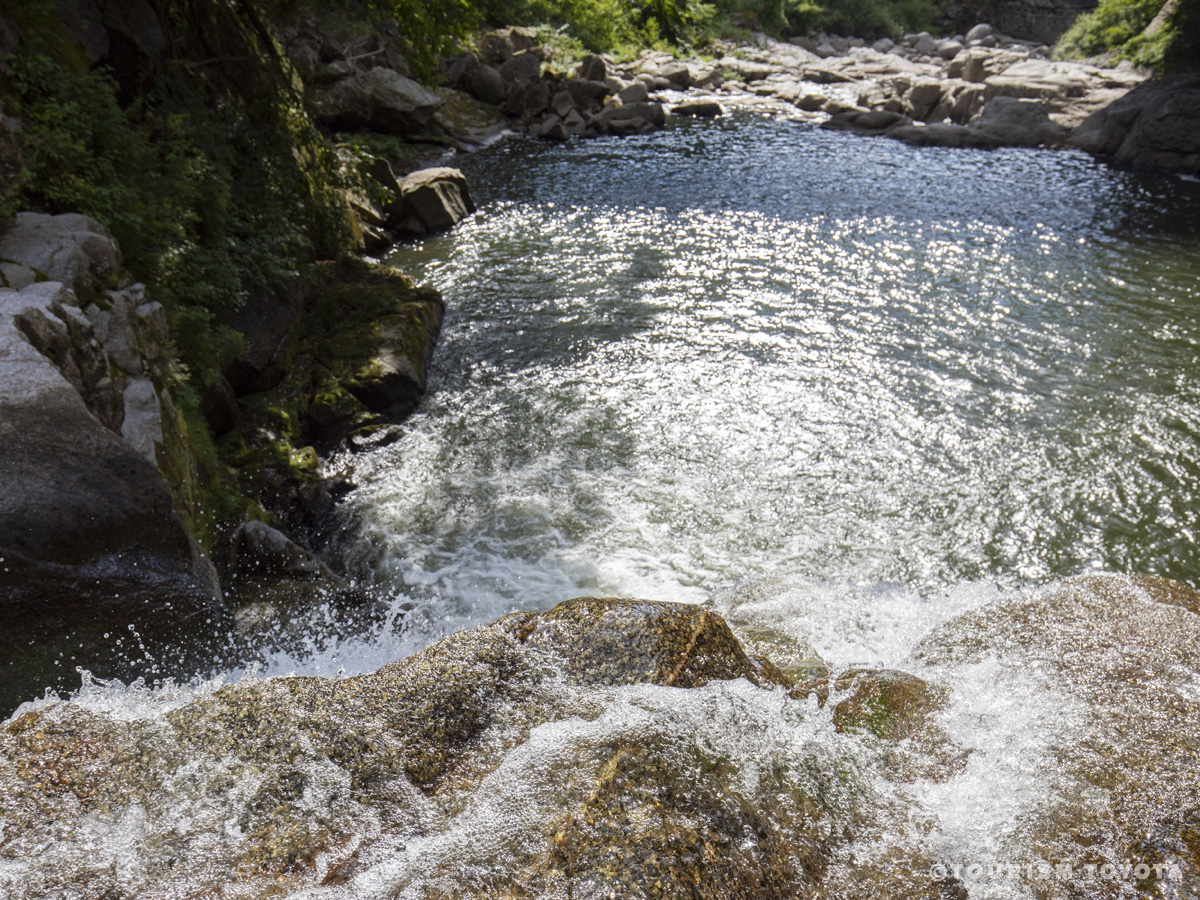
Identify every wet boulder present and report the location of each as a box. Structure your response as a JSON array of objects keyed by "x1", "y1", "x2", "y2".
[
  {"x1": 590, "y1": 101, "x2": 666, "y2": 136},
  {"x1": 0, "y1": 596, "x2": 864, "y2": 898},
  {"x1": 831, "y1": 668, "x2": 942, "y2": 740},
  {"x1": 329, "y1": 272, "x2": 445, "y2": 420},
  {"x1": 385, "y1": 167, "x2": 477, "y2": 235},
  {"x1": 916, "y1": 574, "x2": 1200, "y2": 884},
  {"x1": 501, "y1": 596, "x2": 792, "y2": 689}
]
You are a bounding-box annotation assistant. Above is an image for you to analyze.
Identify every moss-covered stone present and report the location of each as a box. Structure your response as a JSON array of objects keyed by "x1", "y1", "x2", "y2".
[
  {"x1": 0, "y1": 596, "x2": 861, "y2": 898},
  {"x1": 502, "y1": 596, "x2": 794, "y2": 690},
  {"x1": 830, "y1": 668, "x2": 942, "y2": 741}
]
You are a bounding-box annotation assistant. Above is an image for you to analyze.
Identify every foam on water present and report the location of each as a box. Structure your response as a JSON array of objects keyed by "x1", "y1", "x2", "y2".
[{"x1": 314, "y1": 121, "x2": 1200, "y2": 667}]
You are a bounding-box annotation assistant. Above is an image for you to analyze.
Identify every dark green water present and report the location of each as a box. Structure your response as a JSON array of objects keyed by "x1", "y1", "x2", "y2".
[{"x1": 329, "y1": 114, "x2": 1200, "y2": 645}]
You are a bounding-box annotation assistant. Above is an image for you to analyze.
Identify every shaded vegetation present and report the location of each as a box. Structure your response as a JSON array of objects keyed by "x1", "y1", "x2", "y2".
[
  {"x1": 0, "y1": 0, "x2": 459, "y2": 545},
  {"x1": 478, "y1": 0, "x2": 935, "y2": 53},
  {"x1": 1055, "y1": 0, "x2": 1198, "y2": 72},
  {"x1": 3, "y1": 0, "x2": 356, "y2": 390}
]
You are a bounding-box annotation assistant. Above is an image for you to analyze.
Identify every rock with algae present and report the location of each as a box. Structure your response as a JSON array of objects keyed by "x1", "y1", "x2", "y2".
[
  {"x1": 0, "y1": 596, "x2": 889, "y2": 900},
  {"x1": 913, "y1": 574, "x2": 1200, "y2": 898},
  {"x1": 7, "y1": 577, "x2": 1194, "y2": 900}
]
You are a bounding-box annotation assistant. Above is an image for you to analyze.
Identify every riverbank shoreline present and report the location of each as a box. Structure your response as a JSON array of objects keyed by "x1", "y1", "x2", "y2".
[{"x1": 423, "y1": 25, "x2": 1197, "y2": 177}]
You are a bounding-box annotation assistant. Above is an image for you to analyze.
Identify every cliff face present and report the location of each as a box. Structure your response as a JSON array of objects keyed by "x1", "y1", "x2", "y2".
[{"x1": 940, "y1": 0, "x2": 1099, "y2": 43}]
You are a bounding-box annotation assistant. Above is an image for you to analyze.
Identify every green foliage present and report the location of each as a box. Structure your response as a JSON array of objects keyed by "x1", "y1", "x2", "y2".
[
  {"x1": 784, "y1": 0, "x2": 935, "y2": 38},
  {"x1": 1054, "y1": 0, "x2": 1175, "y2": 69},
  {"x1": 8, "y1": 54, "x2": 176, "y2": 262},
  {"x1": 478, "y1": 0, "x2": 933, "y2": 51},
  {"x1": 288, "y1": 0, "x2": 483, "y2": 78},
  {"x1": 6, "y1": 0, "x2": 354, "y2": 387},
  {"x1": 479, "y1": 0, "x2": 715, "y2": 52}
]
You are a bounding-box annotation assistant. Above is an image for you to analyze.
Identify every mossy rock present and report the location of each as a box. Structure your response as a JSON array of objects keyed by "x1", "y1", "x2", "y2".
[
  {"x1": 0, "y1": 593, "x2": 968, "y2": 899},
  {"x1": 502, "y1": 596, "x2": 794, "y2": 690},
  {"x1": 312, "y1": 267, "x2": 443, "y2": 422},
  {"x1": 831, "y1": 668, "x2": 942, "y2": 741},
  {"x1": 531, "y1": 741, "x2": 831, "y2": 899}
]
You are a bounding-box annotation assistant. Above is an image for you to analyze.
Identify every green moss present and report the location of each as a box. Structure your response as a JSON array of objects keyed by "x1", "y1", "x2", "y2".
[
  {"x1": 831, "y1": 669, "x2": 940, "y2": 742},
  {"x1": 157, "y1": 385, "x2": 250, "y2": 555},
  {"x1": 1054, "y1": 0, "x2": 1184, "y2": 71}
]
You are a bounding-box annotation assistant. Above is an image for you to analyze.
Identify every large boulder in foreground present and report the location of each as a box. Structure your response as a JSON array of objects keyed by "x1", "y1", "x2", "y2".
[
  {"x1": 1069, "y1": 74, "x2": 1200, "y2": 175},
  {"x1": 4, "y1": 576, "x2": 1198, "y2": 898},
  {"x1": 0, "y1": 597, "x2": 878, "y2": 899}
]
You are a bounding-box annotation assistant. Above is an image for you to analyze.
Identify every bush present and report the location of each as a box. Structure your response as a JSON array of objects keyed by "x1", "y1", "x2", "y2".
[
  {"x1": 480, "y1": 0, "x2": 716, "y2": 51},
  {"x1": 6, "y1": 0, "x2": 355, "y2": 387},
  {"x1": 784, "y1": 0, "x2": 935, "y2": 38},
  {"x1": 1054, "y1": 0, "x2": 1176, "y2": 69}
]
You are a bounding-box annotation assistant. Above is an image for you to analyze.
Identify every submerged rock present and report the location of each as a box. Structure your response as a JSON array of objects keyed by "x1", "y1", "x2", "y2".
[{"x1": 831, "y1": 668, "x2": 942, "y2": 740}]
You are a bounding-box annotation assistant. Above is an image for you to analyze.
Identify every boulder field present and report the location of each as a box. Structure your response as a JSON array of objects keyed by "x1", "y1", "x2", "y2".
[
  {"x1": 420, "y1": 25, "x2": 1197, "y2": 176},
  {"x1": 0, "y1": 575, "x2": 1197, "y2": 899}
]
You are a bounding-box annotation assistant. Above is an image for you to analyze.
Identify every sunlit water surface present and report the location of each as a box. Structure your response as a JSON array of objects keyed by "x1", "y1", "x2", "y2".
[{"x1": 314, "y1": 114, "x2": 1200, "y2": 669}]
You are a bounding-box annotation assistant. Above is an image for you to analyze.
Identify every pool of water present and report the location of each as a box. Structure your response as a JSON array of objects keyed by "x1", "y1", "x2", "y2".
[
  {"x1": 5, "y1": 115, "x2": 1200, "y2": 900},
  {"x1": 312, "y1": 114, "x2": 1200, "y2": 664}
]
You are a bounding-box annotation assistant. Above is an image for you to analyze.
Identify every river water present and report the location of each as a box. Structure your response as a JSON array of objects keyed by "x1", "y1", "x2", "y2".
[
  {"x1": 4, "y1": 115, "x2": 1200, "y2": 900},
  {"x1": 304, "y1": 114, "x2": 1200, "y2": 671}
]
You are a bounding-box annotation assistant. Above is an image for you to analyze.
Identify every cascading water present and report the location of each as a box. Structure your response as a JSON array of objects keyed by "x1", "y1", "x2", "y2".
[{"x1": 3, "y1": 115, "x2": 1199, "y2": 899}]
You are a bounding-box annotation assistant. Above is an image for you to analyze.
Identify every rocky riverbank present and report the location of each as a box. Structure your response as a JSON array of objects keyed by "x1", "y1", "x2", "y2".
[
  {"x1": 425, "y1": 24, "x2": 1197, "y2": 175},
  {"x1": 3, "y1": 0, "x2": 1197, "y2": 711},
  {"x1": 0, "y1": 212, "x2": 447, "y2": 707}
]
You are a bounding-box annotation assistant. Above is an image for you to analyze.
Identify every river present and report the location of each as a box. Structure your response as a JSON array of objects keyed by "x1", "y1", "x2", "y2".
[
  {"x1": 279, "y1": 113, "x2": 1200, "y2": 676},
  {"x1": 4, "y1": 114, "x2": 1200, "y2": 900}
]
